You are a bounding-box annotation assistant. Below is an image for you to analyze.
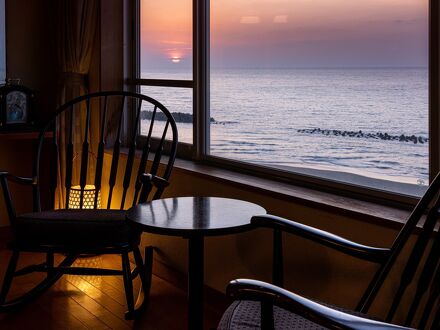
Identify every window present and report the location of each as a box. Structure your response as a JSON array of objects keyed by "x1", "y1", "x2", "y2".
[
  {"x1": 134, "y1": 0, "x2": 438, "y2": 204},
  {"x1": 139, "y1": 86, "x2": 193, "y2": 142},
  {"x1": 138, "y1": 0, "x2": 193, "y2": 144},
  {"x1": 0, "y1": 0, "x2": 5, "y2": 82}
]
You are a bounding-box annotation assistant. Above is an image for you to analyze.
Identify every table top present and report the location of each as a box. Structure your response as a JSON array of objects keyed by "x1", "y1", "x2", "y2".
[{"x1": 126, "y1": 196, "x2": 266, "y2": 237}]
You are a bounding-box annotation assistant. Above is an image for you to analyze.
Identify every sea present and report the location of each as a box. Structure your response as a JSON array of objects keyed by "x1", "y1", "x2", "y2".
[{"x1": 140, "y1": 68, "x2": 428, "y2": 189}]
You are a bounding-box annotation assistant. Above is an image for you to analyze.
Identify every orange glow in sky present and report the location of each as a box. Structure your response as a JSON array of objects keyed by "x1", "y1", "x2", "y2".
[
  {"x1": 141, "y1": 0, "x2": 192, "y2": 66},
  {"x1": 141, "y1": 0, "x2": 428, "y2": 69}
]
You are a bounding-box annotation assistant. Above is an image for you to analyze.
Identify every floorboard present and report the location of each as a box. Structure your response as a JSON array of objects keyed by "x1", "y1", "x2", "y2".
[{"x1": 0, "y1": 251, "x2": 226, "y2": 329}]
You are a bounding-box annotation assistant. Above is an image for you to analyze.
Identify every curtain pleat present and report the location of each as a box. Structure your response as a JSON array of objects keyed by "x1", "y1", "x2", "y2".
[{"x1": 55, "y1": 0, "x2": 99, "y2": 209}]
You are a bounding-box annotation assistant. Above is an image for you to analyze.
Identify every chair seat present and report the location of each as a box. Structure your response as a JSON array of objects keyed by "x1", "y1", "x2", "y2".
[
  {"x1": 14, "y1": 209, "x2": 140, "y2": 248},
  {"x1": 217, "y1": 300, "x2": 373, "y2": 330}
]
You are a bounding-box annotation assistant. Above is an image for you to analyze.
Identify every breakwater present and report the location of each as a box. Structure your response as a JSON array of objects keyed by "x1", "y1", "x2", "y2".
[{"x1": 297, "y1": 128, "x2": 428, "y2": 144}]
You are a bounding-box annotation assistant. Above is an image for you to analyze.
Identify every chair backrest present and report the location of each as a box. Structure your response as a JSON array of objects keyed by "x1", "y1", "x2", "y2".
[
  {"x1": 33, "y1": 91, "x2": 178, "y2": 211},
  {"x1": 359, "y1": 172, "x2": 440, "y2": 329}
]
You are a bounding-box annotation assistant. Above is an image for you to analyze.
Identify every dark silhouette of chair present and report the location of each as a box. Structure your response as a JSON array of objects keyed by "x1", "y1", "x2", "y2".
[
  {"x1": 0, "y1": 91, "x2": 178, "y2": 319},
  {"x1": 218, "y1": 174, "x2": 440, "y2": 329}
]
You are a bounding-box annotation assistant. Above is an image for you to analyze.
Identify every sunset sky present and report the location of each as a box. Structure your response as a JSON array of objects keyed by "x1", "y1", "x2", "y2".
[{"x1": 141, "y1": 0, "x2": 428, "y2": 70}]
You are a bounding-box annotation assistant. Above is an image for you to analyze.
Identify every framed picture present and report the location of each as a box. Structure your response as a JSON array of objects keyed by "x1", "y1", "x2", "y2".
[{"x1": 0, "y1": 84, "x2": 34, "y2": 128}]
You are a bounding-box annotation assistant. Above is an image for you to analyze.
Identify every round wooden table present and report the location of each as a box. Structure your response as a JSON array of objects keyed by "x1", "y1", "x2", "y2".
[{"x1": 126, "y1": 196, "x2": 266, "y2": 330}]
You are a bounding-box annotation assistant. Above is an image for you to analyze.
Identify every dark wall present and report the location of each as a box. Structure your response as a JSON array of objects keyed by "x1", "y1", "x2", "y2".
[
  {"x1": 0, "y1": 0, "x2": 103, "y2": 226},
  {"x1": 5, "y1": 0, "x2": 58, "y2": 122},
  {"x1": 0, "y1": 1, "x2": 58, "y2": 226}
]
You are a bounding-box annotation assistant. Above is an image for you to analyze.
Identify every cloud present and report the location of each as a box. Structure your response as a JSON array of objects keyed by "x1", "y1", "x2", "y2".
[
  {"x1": 161, "y1": 40, "x2": 189, "y2": 45},
  {"x1": 273, "y1": 15, "x2": 288, "y2": 24},
  {"x1": 240, "y1": 16, "x2": 261, "y2": 24}
]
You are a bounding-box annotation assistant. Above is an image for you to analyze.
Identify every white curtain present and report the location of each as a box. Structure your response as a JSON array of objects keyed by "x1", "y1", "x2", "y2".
[{"x1": 55, "y1": 0, "x2": 99, "y2": 209}]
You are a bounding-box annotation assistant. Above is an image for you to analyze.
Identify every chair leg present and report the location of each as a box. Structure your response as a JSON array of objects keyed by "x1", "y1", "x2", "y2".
[
  {"x1": 144, "y1": 246, "x2": 154, "y2": 282},
  {"x1": 0, "y1": 250, "x2": 20, "y2": 305},
  {"x1": 122, "y1": 252, "x2": 135, "y2": 320},
  {"x1": 46, "y1": 252, "x2": 54, "y2": 278},
  {"x1": 132, "y1": 246, "x2": 153, "y2": 314},
  {"x1": 138, "y1": 246, "x2": 153, "y2": 298},
  {"x1": 433, "y1": 304, "x2": 440, "y2": 330}
]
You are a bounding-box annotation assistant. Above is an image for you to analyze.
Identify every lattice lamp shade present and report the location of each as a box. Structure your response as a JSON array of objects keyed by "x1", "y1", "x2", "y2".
[{"x1": 68, "y1": 185, "x2": 101, "y2": 209}]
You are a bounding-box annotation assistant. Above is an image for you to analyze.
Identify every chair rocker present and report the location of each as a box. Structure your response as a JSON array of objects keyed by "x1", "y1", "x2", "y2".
[{"x1": 0, "y1": 91, "x2": 178, "y2": 319}]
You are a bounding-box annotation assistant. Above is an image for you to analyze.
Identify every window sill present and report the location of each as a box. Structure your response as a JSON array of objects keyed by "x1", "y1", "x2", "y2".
[
  {"x1": 113, "y1": 148, "x2": 411, "y2": 230},
  {"x1": 170, "y1": 158, "x2": 411, "y2": 230}
]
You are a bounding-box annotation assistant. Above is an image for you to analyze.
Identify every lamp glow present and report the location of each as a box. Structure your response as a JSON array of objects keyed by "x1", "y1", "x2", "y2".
[{"x1": 68, "y1": 185, "x2": 101, "y2": 209}]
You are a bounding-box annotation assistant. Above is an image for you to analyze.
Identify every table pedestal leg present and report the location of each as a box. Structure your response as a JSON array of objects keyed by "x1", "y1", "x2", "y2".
[{"x1": 188, "y1": 235, "x2": 204, "y2": 330}]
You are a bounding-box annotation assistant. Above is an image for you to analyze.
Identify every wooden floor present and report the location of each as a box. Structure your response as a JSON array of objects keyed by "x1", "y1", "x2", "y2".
[{"x1": 0, "y1": 250, "x2": 225, "y2": 330}]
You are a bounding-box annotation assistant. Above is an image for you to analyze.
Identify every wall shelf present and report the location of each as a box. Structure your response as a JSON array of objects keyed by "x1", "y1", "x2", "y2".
[{"x1": 0, "y1": 130, "x2": 53, "y2": 140}]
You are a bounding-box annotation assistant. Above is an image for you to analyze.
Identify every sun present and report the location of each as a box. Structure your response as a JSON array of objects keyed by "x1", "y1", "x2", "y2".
[{"x1": 171, "y1": 57, "x2": 181, "y2": 63}]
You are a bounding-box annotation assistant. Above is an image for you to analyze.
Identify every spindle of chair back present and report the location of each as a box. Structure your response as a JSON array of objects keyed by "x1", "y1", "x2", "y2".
[{"x1": 33, "y1": 91, "x2": 178, "y2": 211}]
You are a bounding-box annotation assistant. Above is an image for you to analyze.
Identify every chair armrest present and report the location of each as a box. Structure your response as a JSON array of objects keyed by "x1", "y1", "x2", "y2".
[
  {"x1": 252, "y1": 215, "x2": 390, "y2": 262},
  {"x1": 140, "y1": 173, "x2": 169, "y2": 189},
  {"x1": 227, "y1": 279, "x2": 413, "y2": 330},
  {"x1": 0, "y1": 172, "x2": 37, "y2": 224},
  {"x1": 0, "y1": 172, "x2": 37, "y2": 185}
]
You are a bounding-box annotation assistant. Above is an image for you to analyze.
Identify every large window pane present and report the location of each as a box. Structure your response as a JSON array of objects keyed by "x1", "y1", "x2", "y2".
[
  {"x1": 140, "y1": 86, "x2": 193, "y2": 144},
  {"x1": 210, "y1": 0, "x2": 428, "y2": 195},
  {"x1": 140, "y1": 0, "x2": 192, "y2": 80}
]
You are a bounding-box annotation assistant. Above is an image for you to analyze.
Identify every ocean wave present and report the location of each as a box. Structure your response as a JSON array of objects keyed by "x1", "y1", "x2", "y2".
[
  {"x1": 302, "y1": 155, "x2": 364, "y2": 162},
  {"x1": 371, "y1": 160, "x2": 400, "y2": 165},
  {"x1": 141, "y1": 111, "x2": 216, "y2": 123},
  {"x1": 212, "y1": 120, "x2": 240, "y2": 125},
  {"x1": 226, "y1": 141, "x2": 258, "y2": 146}
]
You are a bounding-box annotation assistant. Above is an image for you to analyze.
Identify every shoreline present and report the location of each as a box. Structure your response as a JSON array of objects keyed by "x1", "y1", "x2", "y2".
[{"x1": 268, "y1": 163, "x2": 426, "y2": 196}]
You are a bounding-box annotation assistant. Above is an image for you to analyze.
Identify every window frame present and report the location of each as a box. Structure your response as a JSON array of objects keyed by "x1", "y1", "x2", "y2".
[{"x1": 131, "y1": 0, "x2": 440, "y2": 208}]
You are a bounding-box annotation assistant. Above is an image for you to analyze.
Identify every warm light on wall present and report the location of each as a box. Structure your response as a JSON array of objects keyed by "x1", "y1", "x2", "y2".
[{"x1": 68, "y1": 185, "x2": 101, "y2": 209}]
